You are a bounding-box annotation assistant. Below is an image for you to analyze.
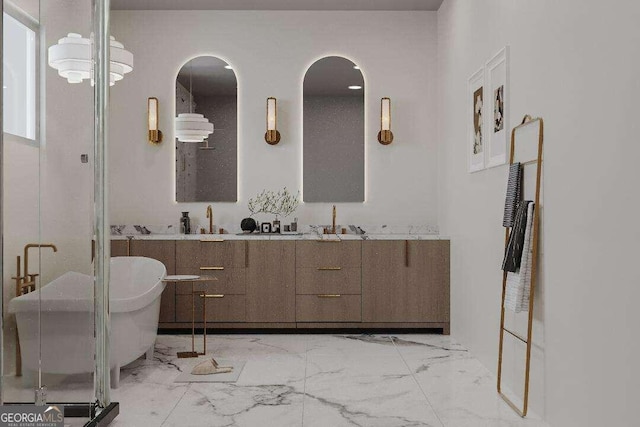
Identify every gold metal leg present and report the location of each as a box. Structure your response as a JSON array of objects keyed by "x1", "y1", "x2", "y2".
[
  {"x1": 203, "y1": 292, "x2": 207, "y2": 355},
  {"x1": 177, "y1": 282, "x2": 199, "y2": 358}
]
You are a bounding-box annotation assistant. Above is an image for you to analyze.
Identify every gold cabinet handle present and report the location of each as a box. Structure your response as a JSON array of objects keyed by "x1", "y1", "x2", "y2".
[
  {"x1": 200, "y1": 266, "x2": 225, "y2": 271},
  {"x1": 317, "y1": 294, "x2": 341, "y2": 298},
  {"x1": 317, "y1": 267, "x2": 342, "y2": 271},
  {"x1": 200, "y1": 239, "x2": 225, "y2": 242},
  {"x1": 316, "y1": 240, "x2": 341, "y2": 243},
  {"x1": 200, "y1": 294, "x2": 225, "y2": 298}
]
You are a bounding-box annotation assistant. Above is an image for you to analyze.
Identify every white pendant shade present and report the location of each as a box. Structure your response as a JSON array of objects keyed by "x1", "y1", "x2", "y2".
[
  {"x1": 48, "y1": 33, "x2": 134, "y2": 86},
  {"x1": 175, "y1": 113, "x2": 214, "y2": 143},
  {"x1": 108, "y1": 36, "x2": 134, "y2": 84},
  {"x1": 48, "y1": 33, "x2": 91, "y2": 84}
]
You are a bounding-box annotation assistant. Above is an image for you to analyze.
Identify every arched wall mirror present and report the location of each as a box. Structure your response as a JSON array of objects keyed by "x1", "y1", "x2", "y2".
[
  {"x1": 175, "y1": 56, "x2": 238, "y2": 202},
  {"x1": 303, "y1": 56, "x2": 365, "y2": 202}
]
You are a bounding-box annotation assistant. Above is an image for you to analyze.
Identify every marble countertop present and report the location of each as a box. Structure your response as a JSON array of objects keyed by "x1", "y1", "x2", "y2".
[
  {"x1": 109, "y1": 224, "x2": 447, "y2": 241},
  {"x1": 110, "y1": 233, "x2": 448, "y2": 241}
]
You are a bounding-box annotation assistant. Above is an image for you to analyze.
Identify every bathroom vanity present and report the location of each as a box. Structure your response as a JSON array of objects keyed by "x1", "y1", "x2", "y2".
[{"x1": 111, "y1": 235, "x2": 450, "y2": 334}]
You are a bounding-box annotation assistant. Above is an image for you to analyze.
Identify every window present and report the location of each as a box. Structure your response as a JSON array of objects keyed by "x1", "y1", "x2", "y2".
[{"x1": 3, "y1": 10, "x2": 37, "y2": 142}]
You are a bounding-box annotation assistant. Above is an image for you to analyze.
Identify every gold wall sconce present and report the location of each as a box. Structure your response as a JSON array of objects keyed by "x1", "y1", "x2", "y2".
[
  {"x1": 378, "y1": 97, "x2": 394, "y2": 145},
  {"x1": 265, "y1": 97, "x2": 281, "y2": 145},
  {"x1": 148, "y1": 97, "x2": 162, "y2": 144}
]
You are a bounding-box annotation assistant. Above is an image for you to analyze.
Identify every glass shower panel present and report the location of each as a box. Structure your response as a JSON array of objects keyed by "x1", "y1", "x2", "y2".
[
  {"x1": 2, "y1": 0, "x2": 95, "y2": 419},
  {"x1": 2, "y1": 0, "x2": 44, "y2": 404}
]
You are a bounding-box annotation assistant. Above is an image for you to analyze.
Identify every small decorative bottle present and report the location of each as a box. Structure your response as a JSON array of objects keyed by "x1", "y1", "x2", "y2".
[{"x1": 180, "y1": 212, "x2": 191, "y2": 234}]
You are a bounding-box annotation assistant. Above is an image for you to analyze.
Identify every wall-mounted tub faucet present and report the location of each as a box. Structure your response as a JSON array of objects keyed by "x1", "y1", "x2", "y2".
[
  {"x1": 24, "y1": 243, "x2": 58, "y2": 280},
  {"x1": 13, "y1": 243, "x2": 57, "y2": 377}
]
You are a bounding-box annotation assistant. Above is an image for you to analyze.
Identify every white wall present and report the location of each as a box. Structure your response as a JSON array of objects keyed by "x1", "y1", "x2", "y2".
[
  {"x1": 109, "y1": 11, "x2": 438, "y2": 229},
  {"x1": 438, "y1": 1, "x2": 640, "y2": 426}
]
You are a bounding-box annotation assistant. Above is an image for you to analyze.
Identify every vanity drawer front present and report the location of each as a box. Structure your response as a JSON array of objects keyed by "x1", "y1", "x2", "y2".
[
  {"x1": 296, "y1": 295, "x2": 361, "y2": 322},
  {"x1": 295, "y1": 241, "x2": 361, "y2": 268},
  {"x1": 296, "y1": 267, "x2": 361, "y2": 295},
  {"x1": 176, "y1": 294, "x2": 246, "y2": 323},
  {"x1": 176, "y1": 240, "x2": 247, "y2": 269},
  {"x1": 174, "y1": 268, "x2": 246, "y2": 295}
]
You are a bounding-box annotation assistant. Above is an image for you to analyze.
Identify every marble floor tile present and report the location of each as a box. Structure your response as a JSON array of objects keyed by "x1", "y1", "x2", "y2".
[
  {"x1": 303, "y1": 374, "x2": 443, "y2": 427},
  {"x1": 235, "y1": 354, "x2": 307, "y2": 386},
  {"x1": 2, "y1": 333, "x2": 550, "y2": 427},
  {"x1": 402, "y1": 349, "x2": 546, "y2": 427},
  {"x1": 305, "y1": 334, "x2": 398, "y2": 356},
  {"x1": 306, "y1": 352, "x2": 411, "y2": 378},
  {"x1": 211, "y1": 334, "x2": 309, "y2": 357},
  {"x1": 162, "y1": 382, "x2": 304, "y2": 427}
]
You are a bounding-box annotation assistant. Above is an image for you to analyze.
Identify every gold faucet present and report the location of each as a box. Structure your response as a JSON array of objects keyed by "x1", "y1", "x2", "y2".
[
  {"x1": 24, "y1": 243, "x2": 58, "y2": 280},
  {"x1": 206, "y1": 205, "x2": 214, "y2": 234},
  {"x1": 13, "y1": 243, "x2": 57, "y2": 377},
  {"x1": 332, "y1": 205, "x2": 337, "y2": 234}
]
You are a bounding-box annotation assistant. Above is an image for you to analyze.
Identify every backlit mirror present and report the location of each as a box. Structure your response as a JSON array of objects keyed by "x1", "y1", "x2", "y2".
[
  {"x1": 303, "y1": 56, "x2": 365, "y2": 202},
  {"x1": 175, "y1": 56, "x2": 237, "y2": 202}
]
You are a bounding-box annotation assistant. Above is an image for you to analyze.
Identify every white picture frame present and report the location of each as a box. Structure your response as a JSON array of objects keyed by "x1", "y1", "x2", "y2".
[
  {"x1": 485, "y1": 46, "x2": 510, "y2": 168},
  {"x1": 468, "y1": 67, "x2": 485, "y2": 173}
]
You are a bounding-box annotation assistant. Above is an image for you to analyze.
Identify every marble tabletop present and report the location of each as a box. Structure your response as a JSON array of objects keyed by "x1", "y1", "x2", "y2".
[{"x1": 110, "y1": 224, "x2": 448, "y2": 241}]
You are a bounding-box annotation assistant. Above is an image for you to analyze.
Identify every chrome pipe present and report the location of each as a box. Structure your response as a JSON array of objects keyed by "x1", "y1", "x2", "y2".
[{"x1": 93, "y1": 0, "x2": 111, "y2": 409}]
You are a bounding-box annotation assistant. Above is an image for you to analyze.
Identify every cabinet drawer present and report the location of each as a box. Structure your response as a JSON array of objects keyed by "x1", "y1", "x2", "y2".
[
  {"x1": 174, "y1": 268, "x2": 246, "y2": 295},
  {"x1": 296, "y1": 267, "x2": 361, "y2": 295},
  {"x1": 176, "y1": 294, "x2": 246, "y2": 322},
  {"x1": 176, "y1": 240, "x2": 247, "y2": 269},
  {"x1": 296, "y1": 295, "x2": 361, "y2": 322},
  {"x1": 295, "y1": 241, "x2": 361, "y2": 268}
]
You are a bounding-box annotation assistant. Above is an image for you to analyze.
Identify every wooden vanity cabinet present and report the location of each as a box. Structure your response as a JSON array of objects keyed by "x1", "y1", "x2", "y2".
[
  {"x1": 129, "y1": 240, "x2": 176, "y2": 325},
  {"x1": 175, "y1": 240, "x2": 247, "y2": 323},
  {"x1": 111, "y1": 240, "x2": 129, "y2": 257},
  {"x1": 362, "y1": 240, "x2": 450, "y2": 324},
  {"x1": 295, "y1": 241, "x2": 362, "y2": 322},
  {"x1": 246, "y1": 241, "x2": 296, "y2": 323},
  {"x1": 109, "y1": 238, "x2": 450, "y2": 332}
]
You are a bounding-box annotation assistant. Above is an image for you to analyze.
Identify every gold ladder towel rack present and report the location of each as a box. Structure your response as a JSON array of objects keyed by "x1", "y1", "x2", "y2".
[{"x1": 497, "y1": 115, "x2": 544, "y2": 417}]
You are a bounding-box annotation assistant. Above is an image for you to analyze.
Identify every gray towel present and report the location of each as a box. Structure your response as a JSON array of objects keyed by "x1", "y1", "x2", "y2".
[
  {"x1": 502, "y1": 200, "x2": 532, "y2": 273},
  {"x1": 503, "y1": 163, "x2": 522, "y2": 227}
]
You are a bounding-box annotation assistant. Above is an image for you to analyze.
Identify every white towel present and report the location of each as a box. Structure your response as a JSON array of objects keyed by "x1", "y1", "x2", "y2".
[{"x1": 504, "y1": 202, "x2": 535, "y2": 313}]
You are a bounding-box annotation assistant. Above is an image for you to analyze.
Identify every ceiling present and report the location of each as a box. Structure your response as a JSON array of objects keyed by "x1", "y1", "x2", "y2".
[{"x1": 111, "y1": 0, "x2": 444, "y2": 11}]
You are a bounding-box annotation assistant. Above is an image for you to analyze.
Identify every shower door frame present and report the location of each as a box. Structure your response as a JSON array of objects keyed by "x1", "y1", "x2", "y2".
[{"x1": 0, "y1": 0, "x2": 118, "y2": 424}]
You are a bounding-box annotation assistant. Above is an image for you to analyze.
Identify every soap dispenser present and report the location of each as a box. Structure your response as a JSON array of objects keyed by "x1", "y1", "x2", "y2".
[{"x1": 180, "y1": 212, "x2": 191, "y2": 234}]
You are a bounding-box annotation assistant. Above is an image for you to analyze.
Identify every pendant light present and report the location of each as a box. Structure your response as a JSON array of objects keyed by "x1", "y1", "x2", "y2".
[
  {"x1": 175, "y1": 62, "x2": 214, "y2": 143},
  {"x1": 48, "y1": 33, "x2": 133, "y2": 86}
]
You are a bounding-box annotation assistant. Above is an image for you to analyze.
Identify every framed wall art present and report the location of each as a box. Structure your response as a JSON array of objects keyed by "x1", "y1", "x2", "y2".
[
  {"x1": 485, "y1": 46, "x2": 510, "y2": 168},
  {"x1": 468, "y1": 67, "x2": 486, "y2": 173}
]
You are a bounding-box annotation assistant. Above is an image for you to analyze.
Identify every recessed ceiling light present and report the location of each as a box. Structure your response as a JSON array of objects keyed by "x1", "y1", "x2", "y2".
[
  {"x1": 353, "y1": 65, "x2": 360, "y2": 70},
  {"x1": 348, "y1": 85, "x2": 362, "y2": 90},
  {"x1": 224, "y1": 65, "x2": 233, "y2": 70}
]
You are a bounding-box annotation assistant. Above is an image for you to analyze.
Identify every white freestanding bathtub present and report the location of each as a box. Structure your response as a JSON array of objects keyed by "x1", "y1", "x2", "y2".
[{"x1": 9, "y1": 257, "x2": 166, "y2": 388}]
